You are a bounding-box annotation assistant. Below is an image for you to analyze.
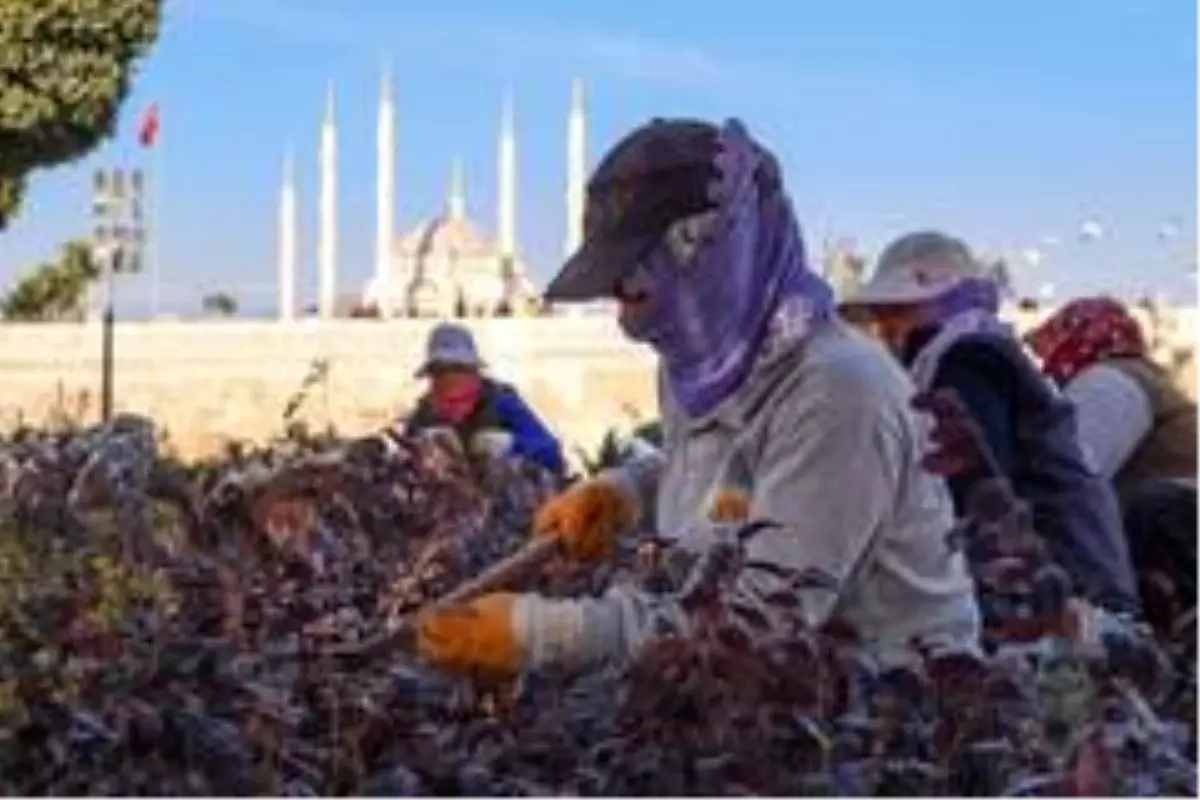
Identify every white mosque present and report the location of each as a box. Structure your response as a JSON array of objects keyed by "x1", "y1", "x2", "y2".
[{"x1": 275, "y1": 71, "x2": 590, "y2": 320}]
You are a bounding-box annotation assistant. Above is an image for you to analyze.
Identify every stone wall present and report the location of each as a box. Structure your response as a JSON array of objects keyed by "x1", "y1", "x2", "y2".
[
  {"x1": 0, "y1": 317, "x2": 659, "y2": 460},
  {"x1": 0, "y1": 308, "x2": 1193, "y2": 461}
]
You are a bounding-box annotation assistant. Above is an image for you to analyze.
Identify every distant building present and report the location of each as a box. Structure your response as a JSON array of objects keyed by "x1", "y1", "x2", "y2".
[
  {"x1": 362, "y1": 161, "x2": 539, "y2": 318},
  {"x1": 275, "y1": 72, "x2": 589, "y2": 321},
  {"x1": 822, "y1": 237, "x2": 867, "y2": 301}
]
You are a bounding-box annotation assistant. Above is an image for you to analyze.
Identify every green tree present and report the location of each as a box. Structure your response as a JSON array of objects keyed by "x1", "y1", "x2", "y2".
[
  {"x1": 1, "y1": 239, "x2": 100, "y2": 321},
  {"x1": 0, "y1": 0, "x2": 163, "y2": 229},
  {"x1": 201, "y1": 291, "x2": 238, "y2": 318}
]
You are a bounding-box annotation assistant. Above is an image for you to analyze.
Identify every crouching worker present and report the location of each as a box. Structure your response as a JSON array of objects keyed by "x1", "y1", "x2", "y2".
[
  {"x1": 1027, "y1": 297, "x2": 1197, "y2": 626},
  {"x1": 1025, "y1": 296, "x2": 1196, "y2": 500},
  {"x1": 841, "y1": 232, "x2": 1140, "y2": 618},
  {"x1": 404, "y1": 322, "x2": 566, "y2": 477},
  {"x1": 416, "y1": 118, "x2": 980, "y2": 677}
]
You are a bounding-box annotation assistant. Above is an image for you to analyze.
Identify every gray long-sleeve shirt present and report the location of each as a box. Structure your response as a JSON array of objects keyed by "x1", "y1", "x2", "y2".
[
  {"x1": 1065, "y1": 363, "x2": 1154, "y2": 480},
  {"x1": 513, "y1": 319, "x2": 981, "y2": 670}
]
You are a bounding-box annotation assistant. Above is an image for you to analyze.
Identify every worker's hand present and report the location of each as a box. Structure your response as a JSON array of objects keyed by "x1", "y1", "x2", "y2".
[
  {"x1": 1059, "y1": 598, "x2": 1153, "y2": 661},
  {"x1": 470, "y1": 430, "x2": 515, "y2": 460},
  {"x1": 418, "y1": 592, "x2": 599, "y2": 676},
  {"x1": 416, "y1": 593, "x2": 523, "y2": 676},
  {"x1": 417, "y1": 426, "x2": 465, "y2": 457},
  {"x1": 912, "y1": 389, "x2": 990, "y2": 478},
  {"x1": 533, "y1": 477, "x2": 637, "y2": 563}
]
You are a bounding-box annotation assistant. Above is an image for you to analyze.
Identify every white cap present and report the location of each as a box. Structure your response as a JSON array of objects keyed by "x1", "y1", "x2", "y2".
[{"x1": 415, "y1": 322, "x2": 486, "y2": 377}]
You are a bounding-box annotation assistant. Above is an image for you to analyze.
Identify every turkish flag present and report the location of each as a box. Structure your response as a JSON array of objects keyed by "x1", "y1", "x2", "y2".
[{"x1": 138, "y1": 103, "x2": 160, "y2": 148}]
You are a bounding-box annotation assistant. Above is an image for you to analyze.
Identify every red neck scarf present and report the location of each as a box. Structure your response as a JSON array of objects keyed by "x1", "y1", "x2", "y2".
[
  {"x1": 430, "y1": 372, "x2": 484, "y2": 424},
  {"x1": 1026, "y1": 297, "x2": 1147, "y2": 385}
]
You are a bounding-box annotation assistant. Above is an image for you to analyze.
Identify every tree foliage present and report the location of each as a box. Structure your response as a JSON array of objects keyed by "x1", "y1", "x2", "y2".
[
  {"x1": 0, "y1": 0, "x2": 163, "y2": 228},
  {"x1": 1, "y1": 239, "x2": 99, "y2": 321}
]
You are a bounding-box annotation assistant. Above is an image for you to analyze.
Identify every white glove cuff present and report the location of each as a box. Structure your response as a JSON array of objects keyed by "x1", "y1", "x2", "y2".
[
  {"x1": 511, "y1": 594, "x2": 589, "y2": 670},
  {"x1": 472, "y1": 430, "x2": 515, "y2": 459}
]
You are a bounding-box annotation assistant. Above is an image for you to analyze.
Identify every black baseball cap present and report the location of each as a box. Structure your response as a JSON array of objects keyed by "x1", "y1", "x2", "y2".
[{"x1": 544, "y1": 118, "x2": 724, "y2": 302}]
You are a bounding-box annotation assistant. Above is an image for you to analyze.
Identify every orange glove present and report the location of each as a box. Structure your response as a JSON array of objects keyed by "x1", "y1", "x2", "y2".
[
  {"x1": 416, "y1": 593, "x2": 523, "y2": 676},
  {"x1": 708, "y1": 488, "x2": 751, "y2": 523},
  {"x1": 533, "y1": 478, "x2": 637, "y2": 563}
]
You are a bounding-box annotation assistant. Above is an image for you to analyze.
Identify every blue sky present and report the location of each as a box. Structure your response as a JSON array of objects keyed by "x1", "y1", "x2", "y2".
[{"x1": 2, "y1": 0, "x2": 1196, "y2": 316}]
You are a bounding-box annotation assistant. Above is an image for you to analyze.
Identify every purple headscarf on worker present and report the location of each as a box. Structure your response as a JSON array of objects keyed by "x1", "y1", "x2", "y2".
[
  {"x1": 905, "y1": 275, "x2": 1013, "y2": 390},
  {"x1": 617, "y1": 120, "x2": 834, "y2": 417}
]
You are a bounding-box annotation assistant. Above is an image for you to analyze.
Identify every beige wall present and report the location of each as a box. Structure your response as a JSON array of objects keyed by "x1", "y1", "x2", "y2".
[
  {"x1": 0, "y1": 308, "x2": 1193, "y2": 460},
  {"x1": 0, "y1": 317, "x2": 659, "y2": 459}
]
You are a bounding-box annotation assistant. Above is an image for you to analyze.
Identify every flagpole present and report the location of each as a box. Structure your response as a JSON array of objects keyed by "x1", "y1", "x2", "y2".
[
  {"x1": 138, "y1": 102, "x2": 162, "y2": 319},
  {"x1": 150, "y1": 134, "x2": 162, "y2": 319}
]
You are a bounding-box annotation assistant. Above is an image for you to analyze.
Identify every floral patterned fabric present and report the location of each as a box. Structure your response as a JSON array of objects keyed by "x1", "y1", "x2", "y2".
[{"x1": 1026, "y1": 297, "x2": 1148, "y2": 386}]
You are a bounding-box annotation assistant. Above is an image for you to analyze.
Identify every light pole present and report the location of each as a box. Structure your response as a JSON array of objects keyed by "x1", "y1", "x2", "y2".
[{"x1": 91, "y1": 168, "x2": 145, "y2": 424}]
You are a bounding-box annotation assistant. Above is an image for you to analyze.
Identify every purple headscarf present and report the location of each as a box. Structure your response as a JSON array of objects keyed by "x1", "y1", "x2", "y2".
[
  {"x1": 930, "y1": 275, "x2": 1002, "y2": 320},
  {"x1": 908, "y1": 275, "x2": 1014, "y2": 391},
  {"x1": 618, "y1": 120, "x2": 834, "y2": 418}
]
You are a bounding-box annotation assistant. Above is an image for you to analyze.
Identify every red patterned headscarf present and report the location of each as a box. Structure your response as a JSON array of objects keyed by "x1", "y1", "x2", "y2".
[{"x1": 1025, "y1": 297, "x2": 1147, "y2": 385}]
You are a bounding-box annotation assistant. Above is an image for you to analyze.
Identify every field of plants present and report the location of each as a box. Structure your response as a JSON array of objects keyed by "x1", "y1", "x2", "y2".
[{"x1": 0, "y1": 413, "x2": 1193, "y2": 796}]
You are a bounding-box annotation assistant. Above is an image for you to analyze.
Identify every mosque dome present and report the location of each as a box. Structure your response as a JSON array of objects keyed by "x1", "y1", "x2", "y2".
[
  {"x1": 395, "y1": 214, "x2": 496, "y2": 261},
  {"x1": 366, "y1": 169, "x2": 539, "y2": 318}
]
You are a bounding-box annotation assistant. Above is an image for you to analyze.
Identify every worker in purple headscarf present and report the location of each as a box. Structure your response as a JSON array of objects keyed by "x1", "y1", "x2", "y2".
[
  {"x1": 415, "y1": 119, "x2": 980, "y2": 675},
  {"x1": 843, "y1": 232, "x2": 1140, "y2": 618}
]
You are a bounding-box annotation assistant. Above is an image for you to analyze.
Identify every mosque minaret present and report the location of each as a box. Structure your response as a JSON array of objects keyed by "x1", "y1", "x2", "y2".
[
  {"x1": 374, "y1": 62, "x2": 396, "y2": 319},
  {"x1": 317, "y1": 81, "x2": 339, "y2": 320},
  {"x1": 497, "y1": 91, "x2": 517, "y2": 263},
  {"x1": 277, "y1": 72, "x2": 589, "y2": 320},
  {"x1": 277, "y1": 146, "x2": 297, "y2": 321},
  {"x1": 565, "y1": 77, "x2": 586, "y2": 258}
]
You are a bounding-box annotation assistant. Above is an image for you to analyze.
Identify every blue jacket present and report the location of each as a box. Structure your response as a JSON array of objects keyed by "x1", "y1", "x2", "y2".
[
  {"x1": 406, "y1": 378, "x2": 566, "y2": 477},
  {"x1": 903, "y1": 325, "x2": 1139, "y2": 615}
]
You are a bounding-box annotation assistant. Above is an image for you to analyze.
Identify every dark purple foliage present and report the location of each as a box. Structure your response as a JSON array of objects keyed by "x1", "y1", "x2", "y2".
[{"x1": 0, "y1": 419, "x2": 1192, "y2": 795}]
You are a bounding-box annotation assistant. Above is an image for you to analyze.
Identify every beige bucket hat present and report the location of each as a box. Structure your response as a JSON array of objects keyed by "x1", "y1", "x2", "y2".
[{"x1": 845, "y1": 230, "x2": 986, "y2": 307}]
